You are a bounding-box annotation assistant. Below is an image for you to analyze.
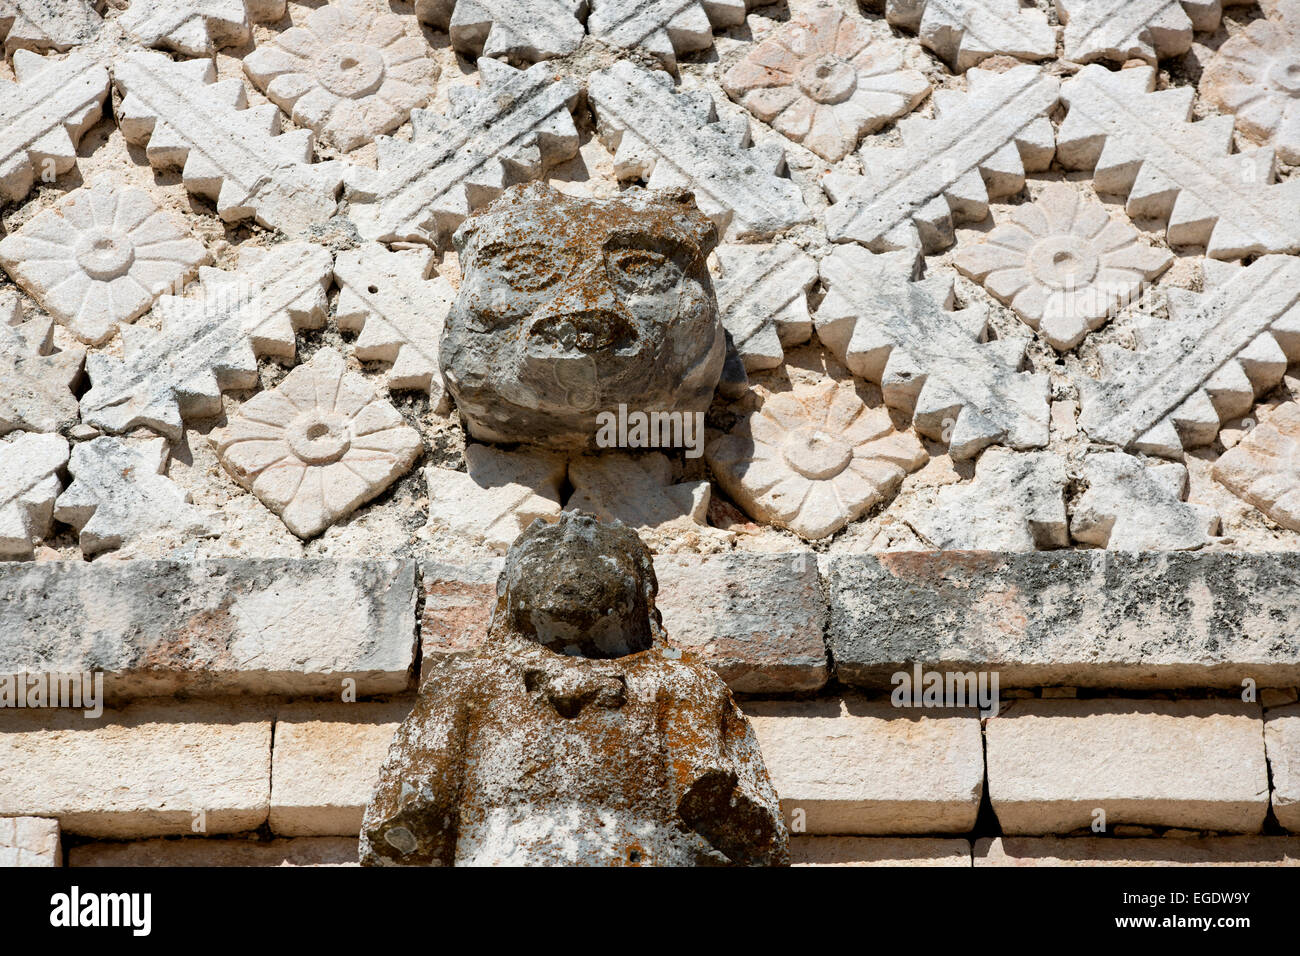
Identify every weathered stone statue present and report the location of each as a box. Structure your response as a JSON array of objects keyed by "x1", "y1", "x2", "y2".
[
  {"x1": 439, "y1": 183, "x2": 727, "y2": 448},
  {"x1": 360, "y1": 512, "x2": 789, "y2": 866}
]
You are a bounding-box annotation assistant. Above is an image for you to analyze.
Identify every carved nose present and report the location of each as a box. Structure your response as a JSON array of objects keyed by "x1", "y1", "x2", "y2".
[{"x1": 529, "y1": 310, "x2": 633, "y2": 353}]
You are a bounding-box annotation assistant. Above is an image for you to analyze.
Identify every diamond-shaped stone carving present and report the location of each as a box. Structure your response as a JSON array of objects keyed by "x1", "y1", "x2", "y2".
[
  {"x1": 0, "y1": 316, "x2": 82, "y2": 436},
  {"x1": 79, "y1": 242, "x2": 333, "y2": 441},
  {"x1": 880, "y1": 0, "x2": 1056, "y2": 71},
  {"x1": 589, "y1": 60, "x2": 811, "y2": 240},
  {"x1": 712, "y1": 242, "x2": 817, "y2": 372},
  {"x1": 120, "y1": 0, "x2": 286, "y2": 56},
  {"x1": 211, "y1": 347, "x2": 423, "y2": 539},
  {"x1": 824, "y1": 64, "x2": 1058, "y2": 254},
  {"x1": 53, "y1": 436, "x2": 218, "y2": 556},
  {"x1": 345, "y1": 58, "x2": 579, "y2": 246},
  {"x1": 707, "y1": 380, "x2": 927, "y2": 540},
  {"x1": 816, "y1": 245, "x2": 1050, "y2": 460},
  {"x1": 0, "y1": 50, "x2": 108, "y2": 204},
  {"x1": 952, "y1": 182, "x2": 1173, "y2": 351},
  {"x1": 0, "y1": 0, "x2": 102, "y2": 53},
  {"x1": 425, "y1": 444, "x2": 565, "y2": 552},
  {"x1": 115, "y1": 51, "x2": 343, "y2": 234},
  {"x1": 722, "y1": 6, "x2": 930, "y2": 163},
  {"x1": 0, "y1": 432, "x2": 68, "y2": 559},
  {"x1": 588, "y1": 0, "x2": 754, "y2": 70},
  {"x1": 1071, "y1": 451, "x2": 1218, "y2": 550},
  {"x1": 243, "y1": 0, "x2": 437, "y2": 153},
  {"x1": 1214, "y1": 400, "x2": 1300, "y2": 532},
  {"x1": 334, "y1": 243, "x2": 456, "y2": 410},
  {"x1": 416, "y1": 0, "x2": 587, "y2": 62},
  {"x1": 0, "y1": 181, "x2": 208, "y2": 346}
]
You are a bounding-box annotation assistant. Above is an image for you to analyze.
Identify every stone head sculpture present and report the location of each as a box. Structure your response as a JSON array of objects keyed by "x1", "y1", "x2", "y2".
[
  {"x1": 439, "y1": 183, "x2": 726, "y2": 447},
  {"x1": 360, "y1": 512, "x2": 789, "y2": 866}
]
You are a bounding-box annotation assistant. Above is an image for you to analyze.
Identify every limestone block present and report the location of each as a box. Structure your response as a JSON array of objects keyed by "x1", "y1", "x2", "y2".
[
  {"x1": 0, "y1": 816, "x2": 60, "y2": 867},
  {"x1": 712, "y1": 242, "x2": 817, "y2": 372},
  {"x1": 880, "y1": 0, "x2": 1056, "y2": 71},
  {"x1": 1071, "y1": 452, "x2": 1218, "y2": 551},
  {"x1": 792, "y1": 836, "x2": 970, "y2": 867},
  {"x1": 121, "y1": 0, "x2": 285, "y2": 56},
  {"x1": 425, "y1": 445, "x2": 565, "y2": 553},
  {"x1": 567, "y1": 453, "x2": 727, "y2": 550},
  {"x1": 0, "y1": 316, "x2": 82, "y2": 436},
  {"x1": 70, "y1": 837, "x2": 358, "y2": 867},
  {"x1": 0, "y1": 0, "x2": 102, "y2": 53},
  {"x1": 744, "y1": 697, "x2": 985, "y2": 834},
  {"x1": 985, "y1": 699, "x2": 1270, "y2": 834},
  {"x1": 416, "y1": 0, "x2": 586, "y2": 62},
  {"x1": 1213, "y1": 401, "x2": 1300, "y2": 532},
  {"x1": 0, "y1": 433, "x2": 68, "y2": 559},
  {"x1": 588, "y1": 0, "x2": 755, "y2": 70},
  {"x1": 976, "y1": 836, "x2": 1300, "y2": 866},
  {"x1": 1057, "y1": 0, "x2": 1226, "y2": 65},
  {"x1": 1265, "y1": 703, "x2": 1300, "y2": 832}
]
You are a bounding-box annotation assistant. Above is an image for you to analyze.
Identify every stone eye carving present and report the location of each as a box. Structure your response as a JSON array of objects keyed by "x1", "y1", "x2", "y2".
[
  {"x1": 493, "y1": 241, "x2": 570, "y2": 293},
  {"x1": 605, "y1": 246, "x2": 679, "y2": 296}
]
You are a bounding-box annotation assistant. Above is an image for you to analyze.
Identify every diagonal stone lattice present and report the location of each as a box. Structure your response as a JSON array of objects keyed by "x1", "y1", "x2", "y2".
[
  {"x1": 1057, "y1": 64, "x2": 1300, "y2": 260},
  {"x1": 415, "y1": 0, "x2": 587, "y2": 62},
  {"x1": 114, "y1": 51, "x2": 344, "y2": 235},
  {"x1": 0, "y1": 0, "x2": 102, "y2": 53},
  {"x1": 712, "y1": 242, "x2": 817, "y2": 372},
  {"x1": 589, "y1": 60, "x2": 811, "y2": 240},
  {"x1": 0, "y1": 50, "x2": 108, "y2": 204},
  {"x1": 0, "y1": 432, "x2": 68, "y2": 559},
  {"x1": 1214, "y1": 401, "x2": 1300, "y2": 533},
  {"x1": 0, "y1": 316, "x2": 83, "y2": 436},
  {"x1": 1070, "y1": 451, "x2": 1218, "y2": 551},
  {"x1": 345, "y1": 58, "x2": 579, "y2": 246},
  {"x1": 1078, "y1": 256, "x2": 1300, "y2": 458},
  {"x1": 334, "y1": 243, "x2": 456, "y2": 410},
  {"x1": 815, "y1": 245, "x2": 1050, "y2": 460},
  {"x1": 1056, "y1": 0, "x2": 1243, "y2": 65},
  {"x1": 120, "y1": 0, "x2": 286, "y2": 57},
  {"x1": 588, "y1": 0, "x2": 755, "y2": 70},
  {"x1": 79, "y1": 243, "x2": 333, "y2": 442},
  {"x1": 823, "y1": 64, "x2": 1058, "y2": 254},
  {"x1": 876, "y1": 0, "x2": 1056, "y2": 71}
]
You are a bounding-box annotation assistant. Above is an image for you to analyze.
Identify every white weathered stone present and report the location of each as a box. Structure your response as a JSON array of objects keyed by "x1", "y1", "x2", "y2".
[
  {"x1": 911, "y1": 447, "x2": 1068, "y2": 550},
  {"x1": 115, "y1": 51, "x2": 342, "y2": 234},
  {"x1": 976, "y1": 835, "x2": 1300, "y2": 866},
  {"x1": 881, "y1": 0, "x2": 1056, "y2": 71},
  {"x1": 792, "y1": 836, "x2": 970, "y2": 867},
  {"x1": 745, "y1": 697, "x2": 984, "y2": 834},
  {"x1": 79, "y1": 242, "x2": 333, "y2": 441},
  {"x1": 416, "y1": 0, "x2": 586, "y2": 61},
  {"x1": 1078, "y1": 256, "x2": 1300, "y2": 458},
  {"x1": 588, "y1": 0, "x2": 752, "y2": 69},
  {"x1": 243, "y1": 0, "x2": 436, "y2": 153},
  {"x1": 712, "y1": 242, "x2": 817, "y2": 371},
  {"x1": 567, "y1": 452, "x2": 724, "y2": 547},
  {"x1": 334, "y1": 243, "x2": 455, "y2": 409},
  {"x1": 985, "y1": 699, "x2": 1270, "y2": 834},
  {"x1": 0, "y1": 700, "x2": 272, "y2": 838},
  {"x1": 211, "y1": 347, "x2": 422, "y2": 540},
  {"x1": 0, "y1": 433, "x2": 68, "y2": 559},
  {"x1": 1214, "y1": 401, "x2": 1300, "y2": 532},
  {"x1": 1266, "y1": 703, "x2": 1300, "y2": 832},
  {"x1": 53, "y1": 437, "x2": 218, "y2": 556},
  {"x1": 709, "y1": 380, "x2": 926, "y2": 541},
  {"x1": 0, "y1": 0, "x2": 101, "y2": 53},
  {"x1": 1057, "y1": 0, "x2": 1223, "y2": 65},
  {"x1": 346, "y1": 58, "x2": 578, "y2": 246},
  {"x1": 270, "y1": 701, "x2": 411, "y2": 836},
  {"x1": 1071, "y1": 452, "x2": 1218, "y2": 551},
  {"x1": 816, "y1": 246, "x2": 1050, "y2": 459},
  {"x1": 0, "y1": 816, "x2": 60, "y2": 867},
  {"x1": 824, "y1": 65, "x2": 1057, "y2": 253},
  {"x1": 952, "y1": 182, "x2": 1173, "y2": 351},
  {"x1": 722, "y1": 7, "x2": 930, "y2": 162},
  {"x1": 425, "y1": 444, "x2": 565, "y2": 552},
  {"x1": 70, "y1": 836, "x2": 357, "y2": 867},
  {"x1": 1058, "y1": 65, "x2": 1300, "y2": 260},
  {"x1": 1200, "y1": 2, "x2": 1300, "y2": 165},
  {"x1": 589, "y1": 60, "x2": 811, "y2": 240},
  {"x1": 0, "y1": 316, "x2": 82, "y2": 436},
  {"x1": 120, "y1": 0, "x2": 285, "y2": 56},
  {"x1": 0, "y1": 50, "x2": 108, "y2": 204},
  {"x1": 0, "y1": 180, "x2": 207, "y2": 346}
]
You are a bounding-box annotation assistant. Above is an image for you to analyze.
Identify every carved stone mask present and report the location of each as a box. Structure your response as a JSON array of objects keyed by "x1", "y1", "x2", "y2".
[{"x1": 439, "y1": 183, "x2": 726, "y2": 447}]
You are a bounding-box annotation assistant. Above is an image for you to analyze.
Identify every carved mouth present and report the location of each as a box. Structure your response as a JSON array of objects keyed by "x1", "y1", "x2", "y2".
[{"x1": 528, "y1": 311, "x2": 636, "y2": 354}]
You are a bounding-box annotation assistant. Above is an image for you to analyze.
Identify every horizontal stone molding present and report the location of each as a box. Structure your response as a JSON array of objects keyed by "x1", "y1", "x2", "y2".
[
  {"x1": 975, "y1": 836, "x2": 1300, "y2": 866},
  {"x1": 828, "y1": 551, "x2": 1300, "y2": 689},
  {"x1": 791, "y1": 836, "x2": 971, "y2": 867},
  {"x1": 0, "y1": 559, "x2": 418, "y2": 700},
  {"x1": 69, "y1": 837, "x2": 359, "y2": 867}
]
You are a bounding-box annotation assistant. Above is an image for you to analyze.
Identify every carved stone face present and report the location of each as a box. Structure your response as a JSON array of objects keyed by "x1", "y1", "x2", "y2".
[
  {"x1": 439, "y1": 184, "x2": 725, "y2": 447},
  {"x1": 490, "y1": 512, "x2": 663, "y2": 659}
]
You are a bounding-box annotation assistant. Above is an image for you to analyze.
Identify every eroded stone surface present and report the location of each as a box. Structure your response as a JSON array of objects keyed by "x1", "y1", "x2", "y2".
[
  {"x1": 823, "y1": 65, "x2": 1057, "y2": 253},
  {"x1": 120, "y1": 0, "x2": 285, "y2": 56},
  {"x1": 567, "y1": 453, "x2": 723, "y2": 548},
  {"x1": 792, "y1": 836, "x2": 971, "y2": 867},
  {"x1": 1266, "y1": 703, "x2": 1300, "y2": 832},
  {"x1": 712, "y1": 242, "x2": 817, "y2": 372},
  {"x1": 976, "y1": 836, "x2": 1300, "y2": 866},
  {"x1": 361, "y1": 514, "x2": 789, "y2": 866},
  {"x1": 53, "y1": 436, "x2": 218, "y2": 556},
  {"x1": 0, "y1": 432, "x2": 68, "y2": 559},
  {"x1": 244, "y1": 0, "x2": 436, "y2": 153},
  {"x1": 0, "y1": 816, "x2": 60, "y2": 867},
  {"x1": 1058, "y1": 64, "x2": 1300, "y2": 260},
  {"x1": 0, "y1": 180, "x2": 207, "y2": 346},
  {"x1": 881, "y1": 0, "x2": 1056, "y2": 71},
  {"x1": 1057, "y1": 0, "x2": 1218, "y2": 65},
  {"x1": 1071, "y1": 452, "x2": 1218, "y2": 551},
  {"x1": 722, "y1": 6, "x2": 930, "y2": 162},
  {"x1": 0, "y1": 316, "x2": 83, "y2": 436},
  {"x1": 952, "y1": 182, "x2": 1173, "y2": 351},
  {"x1": 709, "y1": 380, "x2": 927, "y2": 540},
  {"x1": 816, "y1": 246, "x2": 1050, "y2": 459},
  {"x1": 440, "y1": 184, "x2": 724, "y2": 447},
  {"x1": 334, "y1": 243, "x2": 455, "y2": 409},
  {"x1": 1214, "y1": 401, "x2": 1300, "y2": 532},
  {"x1": 115, "y1": 51, "x2": 343, "y2": 234},
  {"x1": 589, "y1": 60, "x2": 812, "y2": 240},
  {"x1": 0, "y1": 0, "x2": 101, "y2": 53},
  {"x1": 910, "y1": 447, "x2": 1068, "y2": 550},
  {"x1": 588, "y1": 0, "x2": 752, "y2": 69},
  {"x1": 425, "y1": 444, "x2": 565, "y2": 552},
  {"x1": 416, "y1": 0, "x2": 586, "y2": 61},
  {"x1": 346, "y1": 58, "x2": 578, "y2": 246},
  {"x1": 0, "y1": 50, "x2": 108, "y2": 204},
  {"x1": 212, "y1": 347, "x2": 422, "y2": 539},
  {"x1": 70, "y1": 836, "x2": 358, "y2": 867}
]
